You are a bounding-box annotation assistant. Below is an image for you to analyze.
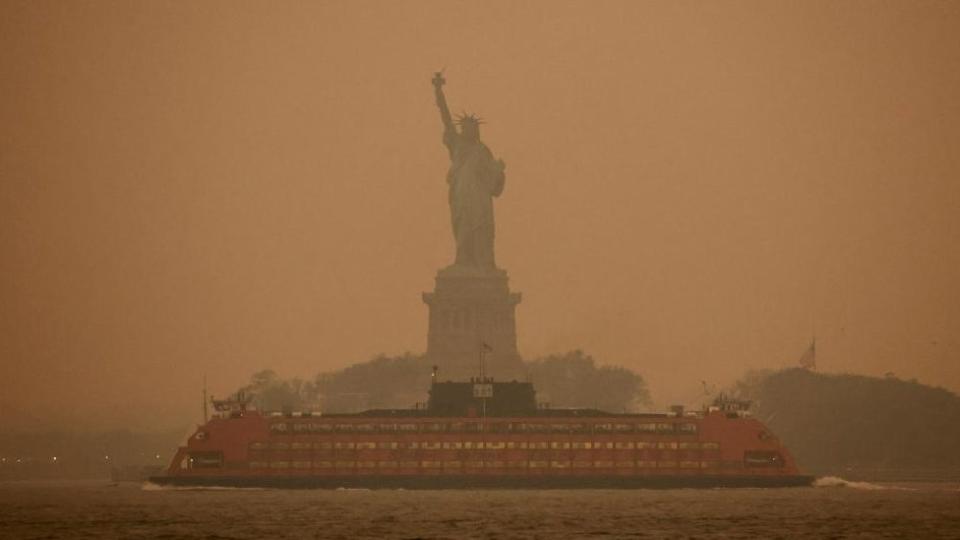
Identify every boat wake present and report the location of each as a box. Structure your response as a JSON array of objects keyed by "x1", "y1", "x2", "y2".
[
  {"x1": 141, "y1": 482, "x2": 266, "y2": 492},
  {"x1": 813, "y1": 476, "x2": 913, "y2": 491}
]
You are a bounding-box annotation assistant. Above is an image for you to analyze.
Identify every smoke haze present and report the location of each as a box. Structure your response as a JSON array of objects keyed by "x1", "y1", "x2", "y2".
[{"x1": 2, "y1": 1, "x2": 958, "y2": 431}]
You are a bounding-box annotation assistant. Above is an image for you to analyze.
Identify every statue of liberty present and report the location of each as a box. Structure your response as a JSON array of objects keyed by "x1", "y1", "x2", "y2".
[{"x1": 432, "y1": 72, "x2": 506, "y2": 270}]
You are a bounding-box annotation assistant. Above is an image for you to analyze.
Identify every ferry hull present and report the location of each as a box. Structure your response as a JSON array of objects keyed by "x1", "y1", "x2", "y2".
[
  {"x1": 149, "y1": 474, "x2": 815, "y2": 490},
  {"x1": 164, "y1": 382, "x2": 813, "y2": 490}
]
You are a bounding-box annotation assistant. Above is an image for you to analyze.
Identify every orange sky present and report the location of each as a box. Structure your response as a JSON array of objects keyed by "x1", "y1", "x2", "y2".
[{"x1": 2, "y1": 1, "x2": 958, "y2": 430}]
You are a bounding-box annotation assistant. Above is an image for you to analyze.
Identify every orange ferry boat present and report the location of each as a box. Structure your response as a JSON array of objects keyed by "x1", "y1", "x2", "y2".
[{"x1": 151, "y1": 377, "x2": 812, "y2": 489}]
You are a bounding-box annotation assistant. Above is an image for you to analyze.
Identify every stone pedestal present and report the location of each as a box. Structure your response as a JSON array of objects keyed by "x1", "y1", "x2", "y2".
[{"x1": 423, "y1": 265, "x2": 523, "y2": 380}]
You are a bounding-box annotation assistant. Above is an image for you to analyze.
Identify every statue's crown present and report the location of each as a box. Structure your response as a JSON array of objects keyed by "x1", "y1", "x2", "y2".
[{"x1": 456, "y1": 113, "x2": 484, "y2": 126}]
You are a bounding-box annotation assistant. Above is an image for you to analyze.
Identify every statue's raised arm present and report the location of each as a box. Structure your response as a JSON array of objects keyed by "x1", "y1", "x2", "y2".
[{"x1": 432, "y1": 72, "x2": 455, "y2": 135}]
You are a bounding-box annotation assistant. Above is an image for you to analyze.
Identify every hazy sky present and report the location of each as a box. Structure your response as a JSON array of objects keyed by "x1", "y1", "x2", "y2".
[{"x1": 2, "y1": 1, "x2": 958, "y2": 430}]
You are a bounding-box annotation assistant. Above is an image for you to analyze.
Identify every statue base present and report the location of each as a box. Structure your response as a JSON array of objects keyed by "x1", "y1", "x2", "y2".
[{"x1": 422, "y1": 264, "x2": 523, "y2": 380}]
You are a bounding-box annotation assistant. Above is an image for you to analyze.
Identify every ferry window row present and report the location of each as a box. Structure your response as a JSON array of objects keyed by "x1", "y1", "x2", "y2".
[
  {"x1": 270, "y1": 422, "x2": 698, "y2": 435},
  {"x1": 251, "y1": 441, "x2": 720, "y2": 451},
  {"x1": 247, "y1": 460, "x2": 715, "y2": 470}
]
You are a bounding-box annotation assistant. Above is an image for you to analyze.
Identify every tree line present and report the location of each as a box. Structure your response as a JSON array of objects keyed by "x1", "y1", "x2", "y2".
[{"x1": 236, "y1": 350, "x2": 652, "y2": 414}]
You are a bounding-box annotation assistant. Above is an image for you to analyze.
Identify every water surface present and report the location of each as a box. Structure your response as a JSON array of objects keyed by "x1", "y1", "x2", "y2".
[{"x1": 1, "y1": 479, "x2": 958, "y2": 539}]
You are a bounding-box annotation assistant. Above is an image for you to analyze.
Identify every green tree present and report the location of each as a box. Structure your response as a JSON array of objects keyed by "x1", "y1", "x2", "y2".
[
  {"x1": 239, "y1": 369, "x2": 316, "y2": 412},
  {"x1": 314, "y1": 353, "x2": 431, "y2": 412},
  {"x1": 526, "y1": 350, "x2": 651, "y2": 412}
]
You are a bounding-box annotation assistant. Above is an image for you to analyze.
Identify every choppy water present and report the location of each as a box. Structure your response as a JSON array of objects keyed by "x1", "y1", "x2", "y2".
[{"x1": 1, "y1": 479, "x2": 958, "y2": 539}]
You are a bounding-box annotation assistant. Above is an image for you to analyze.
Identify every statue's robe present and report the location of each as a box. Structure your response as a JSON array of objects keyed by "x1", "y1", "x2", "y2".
[{"x1": 443, "y1": 129, "x2": 505, "y2": 269}]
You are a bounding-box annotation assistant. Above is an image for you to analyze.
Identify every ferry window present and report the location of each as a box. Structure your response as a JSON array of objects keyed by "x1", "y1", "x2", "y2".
[
  {"x1": 678, "y1": 442, "x2": 700, "y2": 450},
  {"x1": 398, "y1": 423, "x2": 418, "y2": 432},
  {"x1": 335, "y1": 424, "x2": 354, "y2": 433},
  {"x1": 593, "y1": 423, "x2": 613, "y2": 433},
  {"x1": 550, "y1": 424, "x2": 570, "y2": 433},
  {"x1": 636, "y1": 442, "x2": 656, "y2": 449},
  {"x1": 448, "y1": 422, "x2": 466, "y2": 432},
  {"x1": 744, "y1": 450, "x2": 783, "y2": 468},
  {"x1": 356, "y1": 442, "x2": 376, "y2": 449},
  {"x1": 314, "y1": 442, "x2": 332, "y2": 449},
  {"x1": 377, "y1": 442, "x2": 398, "y2": 449},
  {"x1": 550, "y1": 442, "x2": 569, "y2": 449},
  {"x1": 423, "y1": 423, "x2": 446, "y2": 432},
  {"x1": 572, "y1": 442, "x2": 590, "y2": 449},
  {"x1": 568, "y1": 423, "x2": 588, "y2": 433},
  {"x1": 334, "y1": 442, "x2": 355, "y2": 449},
  {"x1": 269, "y1": 423, "x2": 288, "y2": 433},
  {"x1": 655, "y1": 423, "x2": 674, "y2": 433},
  {"x1": 249, "y1": 442, "x2": 267, "y2": 450},
  {"x1": 614, "y1": 442, "x2": 634, "y2": 449},
  {"x1": 614, "y1": 423, "x2": 633, "y2": 432},
  {"x1": 658, "y1": 442, "x2": 678, "y2": 449},
  {"x1": 379, "y1": 423, "x2": 397, "y2": 432},
  {"x1": 355, "y1": 424, "x2": 375, "y2": 432},
  {"x1": 637, "y1": 423, "x2": 657, "y2": 433},
  {"x1": 189, "y1": 452, "x2": 223, "y2": 469},
  {"x1": 678, "y1": 423, "x2": 698, "y2": 434},
  {"x1": 292, "y1": 423, "x2": 308, "y2": 432},
  {"x1": 702, "y1": 442, "x2": 720, "y2": 450}
]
